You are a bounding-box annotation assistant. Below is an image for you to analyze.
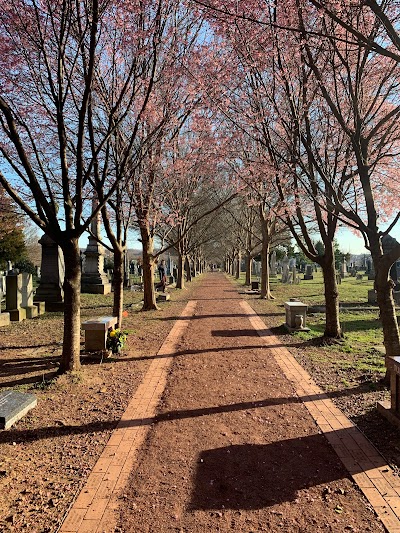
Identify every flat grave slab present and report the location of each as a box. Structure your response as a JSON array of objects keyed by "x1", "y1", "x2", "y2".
[{"x1": 0, "y1": 390, "x2": 37, "y2": 430}]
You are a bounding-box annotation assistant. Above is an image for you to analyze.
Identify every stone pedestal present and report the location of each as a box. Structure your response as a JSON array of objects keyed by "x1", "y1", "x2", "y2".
[
  {"x1": 34, "y1": 234, "x2": 64, "y2": 312},
  {"x1": 81, "y1": 316, "x2": 117, "y2": 351},
  {"x1": 5, "y1": 273, "x2": 26, "y2": 322},
  {"x1": 284, "y1": 301, "x2": 310, "y2": 332},
  {"x1": 81, "y1": 203, "x2": 111, "y2": 295},
  {"x1": 21, "y1": 273, "x2": 38, "y2": 318},
  {"x1": 378, "y1": 357, "x2": 400, "y2": 428}
]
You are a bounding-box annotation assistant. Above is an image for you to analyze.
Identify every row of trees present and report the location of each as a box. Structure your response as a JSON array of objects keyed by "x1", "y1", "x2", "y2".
[
  {"x1": 1, "y1": 0, "x2": 400, "y2": 374},
  {"x1": 191, "y1": 0, "x2": 400, "y2": 361}
]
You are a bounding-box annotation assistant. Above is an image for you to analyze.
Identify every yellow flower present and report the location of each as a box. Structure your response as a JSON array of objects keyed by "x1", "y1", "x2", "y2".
[{"x1": 109, "y1": 330, "x2": 116, "y2": 337}]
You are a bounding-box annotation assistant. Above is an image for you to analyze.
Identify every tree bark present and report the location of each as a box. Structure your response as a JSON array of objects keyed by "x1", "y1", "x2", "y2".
[
  {"x1": 372, "y1": 246, "x2": 400, "y2": 358},
  {"x1": 176, "y1": 252, "x2": 186, "y2": 289},
  {"x1": 185, "y1": 256, "x2": 192, "y2": 282},
  {"x1": 140, "y1": 226, "x2": 158, "y2": 311},
  {"x1": 320, "y1": 245, "x2": 342, "y2": 338},
  {"x1": 235, "y1": 251, "x2": 241, "y2": 279},
  {"x1": 59, "y1": 238, "x2": 81, "y2": 373},
  {"x1": 260, "y1": 218, "x2": 274, "y2": 300},
  {"x1": 113, "y1": 246, "x2": 124, "y2": 327},
  {"x1": 245, "y1": 252, "x2": 252, "y2": 285}
]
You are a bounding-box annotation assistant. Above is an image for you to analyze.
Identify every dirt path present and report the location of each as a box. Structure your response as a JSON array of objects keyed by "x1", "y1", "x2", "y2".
[{"x1": 116, "y1": 273, "x2": 382, "y2": 532}]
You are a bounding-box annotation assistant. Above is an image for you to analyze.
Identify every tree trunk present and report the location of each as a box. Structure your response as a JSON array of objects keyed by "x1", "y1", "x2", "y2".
[
  {"x1": 176, "y1": 252, "x2": 186, "y2": 289},
  {"x1": 113, "y1": 246, "x2": 124, "y2": 327},
  {"x1": 140, "y1": 226, "x2": 158, "y2": 311},
  {"x1": 373, "y1": 253, "x2": 400, "y2": 357},
  {"x1": 59, "y1": 238, "x2": 81, "y2": 373},
  {"x1": 245, "y1": 252, "x2": 252, "y2": 285},
  {"x1": 260, "y1": 219, "x2": 274, "y2": 299},
  {"x1": 235, "y1": 252, "x2": 241, "y2": 280},
  {"x1": 321, "y1": 245, "x2": 342, "y2": 338},
  {"x1": 185, "y1": 256, "x2": 192, "y2": 282}
]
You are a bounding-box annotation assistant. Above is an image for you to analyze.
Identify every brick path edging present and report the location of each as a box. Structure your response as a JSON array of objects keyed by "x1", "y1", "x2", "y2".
[
  {"x1": 58, "y1": 301, "x2": 197, "y2": 533},
  {"x1": 241, "y1": 300, "x2": 400, "y2": 533}
]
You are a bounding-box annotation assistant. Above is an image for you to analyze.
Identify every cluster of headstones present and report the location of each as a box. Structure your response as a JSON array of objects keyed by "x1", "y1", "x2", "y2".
[{"x1": 0, "y1": 268, "x2": 45, "y2": 326}]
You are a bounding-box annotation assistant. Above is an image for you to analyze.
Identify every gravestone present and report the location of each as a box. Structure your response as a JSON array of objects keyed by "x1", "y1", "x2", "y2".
[
  {"x1": 5, "y1": 273, "x2": 26, "y2": 321},
  {"x1": 340, "y1": 259, "x2": 348, "y2": 279},
  {"x1": 251, "y1": 281, "x2": 260, "y2": 290},
  {"x1": 304, "y1": 264, "x2": 314, "y2": 280},
  {"x1": 368, "y1": 260, "x2": 375, "y2": 280},
  {"x1": 35, "y1": 266, "x2": 41, "y2": 279},
  {"x1": 34, "y1": 234, "x2": 64, "y2": 311},
  {"x1": 0, "y1": 291, "x2": 10, "y2": 326},
  {"x1": 0, "y1": 390, "x2": 37, "y2": 429},
  {"x1": 157, "y1": 293, "x2": 170, "y2": 302},
  {"x1": 81, "y1": 199, "x2": 111, "y2": 295},
  {"x1": 0, "y1": 274, "x2": 6, "y2": 296},
  {"x1": 270, "y1": 251, "x2": 277, "y2": 278},
  {"x1": 281, "y1": 254, "x2": 290, "y2": 283},
  {"x1": 284, "y1": 301, "x2": 310, "y2": 332},
  {"x1": 6, "y1": 261, "x2": 13, "y2": 273},
  {"x1": 21, "y1": 273, "x2": 38, "y2": 318}
]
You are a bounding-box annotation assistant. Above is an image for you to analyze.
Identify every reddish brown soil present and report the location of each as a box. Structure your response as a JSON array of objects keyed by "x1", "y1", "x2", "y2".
[{"x1": 116, "y1": 274, "x2": 383, "y2": 532}]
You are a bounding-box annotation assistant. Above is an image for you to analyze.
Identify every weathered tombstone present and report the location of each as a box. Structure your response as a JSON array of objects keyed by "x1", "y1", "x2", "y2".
[
  {"x1": 270, "y1": 251, "x2": 277, "y2": 278},
  {"x1": 157, "y1": 293, "x2": 170, "y2": 302},
  {"x1": 284, "y1": 301, "x2": 310, "y2": 332},
  {"x1": 304, "y1": 264, "x2": 314, "y2": 280},
  {"x1": 0, "y1": 390, "x2": 37, "y2": 429},
  {"x1": 0, "y1": 290, "x2": 10, "y2": 326},
  {"x1": 81, "y1": 199, "x2": 112, "y2": 295},
  {"x1": 0, "y1": 274, "x2": 6, "y2": 296},
  {"x1": 251, "y1": 281, "x2": 259, "y2": 290},
  {"x1": 368, "y1": 260, "x2": 375, "y2": 280},
  {"x1": 34, "y1": 234, "x2": 64, "y2": 311},
  {"x1": 340, "y1": 259, "x2": 348, "y2": 279},
  {"x1": 5, "y1": 273, "x2": 26, "y2": 321},
  {"x1": 21, "y1": 273, "x2": 38, "y2": 318},
  {"x1": 368, "y1": 289, "x2": 376, "y2": 304},
  {"x1": 281, "y1": 254, "x2": 290, "y2": 283}
]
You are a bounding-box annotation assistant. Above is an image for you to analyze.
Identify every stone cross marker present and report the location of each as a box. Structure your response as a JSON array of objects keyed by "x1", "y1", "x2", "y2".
[{"x1": 0, "y1": 390, "x2": 37, "y2": 429}]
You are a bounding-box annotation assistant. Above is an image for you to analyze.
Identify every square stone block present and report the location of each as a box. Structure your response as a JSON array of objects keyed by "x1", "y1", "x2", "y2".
[
  {"x1": 9, "y1": 308, "x2": 26, "y2": 322},
  {"x1": 0, "y1": 312, "x2": 10, "y2": 327},
  {"x1": 24, "y1": 306, "x2": 38, "y2": 319},
  {"x1": 85, "y1": 330, "x2": 108, "y2": 351}
]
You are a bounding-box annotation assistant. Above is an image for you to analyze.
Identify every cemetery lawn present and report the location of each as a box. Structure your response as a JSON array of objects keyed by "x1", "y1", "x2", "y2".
[
  {"x1": 0, "y1": 281, "x2": 201, "y2": 533},
  {"x1": 236, "y1": 272, "x2": 400, "y2": 477}
]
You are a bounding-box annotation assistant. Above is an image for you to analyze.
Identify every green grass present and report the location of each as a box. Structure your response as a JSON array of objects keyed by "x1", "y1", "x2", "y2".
[{"x1": 231, "y1": 271, "x2": 388, "y2": 376}]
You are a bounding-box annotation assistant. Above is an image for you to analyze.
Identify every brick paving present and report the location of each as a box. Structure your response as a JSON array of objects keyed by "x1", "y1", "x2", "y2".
[
  {"x1": 59, "y1": 290, "x2": 400, "y2": 532},
  {"x1": 58, "y1": 301, "x2": 197, "y2": 533}
]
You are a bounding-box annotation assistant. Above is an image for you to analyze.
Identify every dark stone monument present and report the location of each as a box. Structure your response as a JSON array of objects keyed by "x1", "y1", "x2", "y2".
[
  {"x1": 0, "y1": 390, "x2": 37, "y2": 429},
  {"x1": 34, "y1": 234, "x2": 64, "y2": 311}
]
